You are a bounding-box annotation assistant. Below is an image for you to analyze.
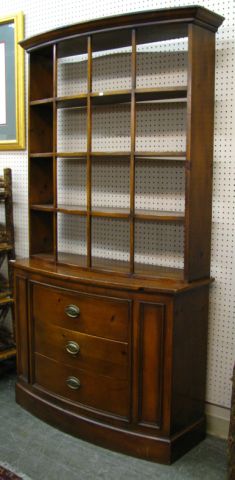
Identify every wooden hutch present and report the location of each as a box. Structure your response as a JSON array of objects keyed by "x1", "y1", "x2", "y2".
[{"x1": 14, "y1": 6, "x2": 224, "y2": 464}]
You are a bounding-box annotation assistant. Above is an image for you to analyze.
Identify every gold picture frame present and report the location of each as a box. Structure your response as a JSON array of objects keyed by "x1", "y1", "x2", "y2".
[{"x1": 0, "y1": 12, "x2": 25, "y2": 150}]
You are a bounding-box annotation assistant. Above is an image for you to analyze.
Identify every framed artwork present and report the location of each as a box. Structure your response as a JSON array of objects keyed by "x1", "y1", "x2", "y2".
[{"x1": 0, "y1": 12, "x2": 25, "y2": 150}]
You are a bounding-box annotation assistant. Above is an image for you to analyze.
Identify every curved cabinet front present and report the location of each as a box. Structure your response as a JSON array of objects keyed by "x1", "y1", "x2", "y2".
[{"x1": 14, "y1": 265, "x2": 208, "y2": 464}]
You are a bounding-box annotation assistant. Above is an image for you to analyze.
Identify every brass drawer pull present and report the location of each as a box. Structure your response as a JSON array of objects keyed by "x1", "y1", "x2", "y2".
[
  {"x1": 66, "y1": 376, "x2": 81, "y2": 390},
  {"x1": 66, "y1": 341, "x2": 80, "y2": 356},
  {"x1": 65, "y1": 304, "x2": 80, "y2": 318}
]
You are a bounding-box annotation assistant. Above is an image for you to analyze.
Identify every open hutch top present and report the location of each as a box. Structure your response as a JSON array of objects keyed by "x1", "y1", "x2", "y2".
[{"x1": 23, "y1": 5, "x2": 223, "y2": 285}]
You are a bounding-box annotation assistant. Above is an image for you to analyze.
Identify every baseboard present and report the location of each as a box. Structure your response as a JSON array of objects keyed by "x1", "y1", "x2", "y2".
[{"x1": 206, "y1": 403, "x2": 230, "y2": 439}]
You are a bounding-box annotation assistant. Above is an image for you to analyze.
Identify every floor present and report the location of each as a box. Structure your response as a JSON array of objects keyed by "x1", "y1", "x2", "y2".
[{"x1": 0, "y1": 368, "x2": 228, "y2": 480}]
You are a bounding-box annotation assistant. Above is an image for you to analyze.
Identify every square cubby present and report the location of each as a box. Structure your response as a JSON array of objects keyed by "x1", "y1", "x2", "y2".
[
  {"x1": 135, "y1": 159, "x2": 185, "y2": 215},
  {"x1": 92, "y1": 30, "x2": 132, "y2": 93},
  {"x1": 57, "y1": 213, "x2": 87, "y2": 266},
  {"x1": 134, "y1": 220, "x2": 184, "y2": 278},
  {"x1": 136, "y1": 29, "x2": 188, "y2": 89},
  {"x1": 57, "y1": 48, "x2": 88, "y2": 97},
  {"x1": 91, "y1": 217, "x2": 130, "y2": 273},
  {"x1": 57, "y1": 107, "x2": 87, "y2": 153},
  {"x1": 135, "y1": 103, "x2": 186, "y2": 154},
  {"x1": 91, "y1": 157, "x2": 130, "y2": 213},
  {"x1": 30, "y1": 104, "x2": 53, "y2": 154},
  {"x1": 92, "y1": 104, "x2": 131, "y2": 153},
  {"x1": 30, "y1": 47, "x2": 53, "y2": 101},
  {"x1": 57, "y1": 157, "x2": 86, "y2": 210}
]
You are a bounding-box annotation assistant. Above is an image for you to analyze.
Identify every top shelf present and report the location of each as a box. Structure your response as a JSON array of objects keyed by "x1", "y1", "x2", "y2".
[{"x1": 20, "y1": 7, "x2": 224, "y2": 54}]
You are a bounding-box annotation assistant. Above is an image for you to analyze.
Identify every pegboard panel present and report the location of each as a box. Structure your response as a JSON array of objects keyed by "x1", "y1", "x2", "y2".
[{"x1": 0, "y1": 0, "x2": 234, "y2": 411}]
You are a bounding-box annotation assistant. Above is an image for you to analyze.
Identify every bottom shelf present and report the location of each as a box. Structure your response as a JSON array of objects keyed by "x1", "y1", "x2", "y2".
[{"x1": 31, "y1": 252, "x2": 184, "y2": 280}]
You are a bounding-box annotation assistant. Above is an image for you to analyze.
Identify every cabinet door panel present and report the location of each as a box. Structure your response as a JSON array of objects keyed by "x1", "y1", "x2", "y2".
[{"x1": 138, "y1": 302, "x2": 165, "y2": 428}]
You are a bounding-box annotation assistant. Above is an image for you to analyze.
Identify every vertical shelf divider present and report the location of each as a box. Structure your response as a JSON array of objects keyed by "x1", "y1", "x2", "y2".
[
  {"x1": 53, "y1": 44, "x2": 58, "y2": 262},
  {"x1": 130, "y1": 29, "x2": 136, "y2": 274},
  {"x1": 87, "y1": 35, "x2": 92, "y2": 268}
]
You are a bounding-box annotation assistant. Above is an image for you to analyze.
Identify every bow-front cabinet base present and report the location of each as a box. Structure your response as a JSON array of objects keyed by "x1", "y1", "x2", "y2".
[{"x1": 14, "y1": 259, "x2": 210, "y2": 464}]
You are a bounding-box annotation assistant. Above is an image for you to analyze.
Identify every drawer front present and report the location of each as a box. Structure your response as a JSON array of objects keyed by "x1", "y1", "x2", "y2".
[
  {"x1": 34, "y1": 353, "x2": 129, "y2": 418},
  {"x1": 34, "y1": 322, "x2": 128, "y2": 380},
  {"x1": 32, "y1": 283, "x2": 130, "y2": 342}
]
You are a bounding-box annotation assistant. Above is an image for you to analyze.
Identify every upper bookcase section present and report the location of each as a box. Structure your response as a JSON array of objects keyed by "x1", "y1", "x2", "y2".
[{"x1": 20, "y1": 6, "x2": 224, "y2": 55}]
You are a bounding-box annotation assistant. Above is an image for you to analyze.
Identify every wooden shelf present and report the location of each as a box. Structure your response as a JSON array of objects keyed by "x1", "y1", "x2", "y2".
[
  {"x1": 30, "y1": 98, "x2": 54, "y2": 106},
  {"x1": 31, "y1": 251, "x2": 183, "y2": 280},
  {"x1": 30, "y1": 151, "x2": 186, "y2": 160},
  {"x1": 30, "y1": 204, "x2": 184, "y2": 221},
  {"x1": 135, "y1": 209, "x2": 184, "y2": 222},
  {"x1": 30, "y1": 153, "x2": 54, "y2": 158},
  {"x1": 34, "y1": 86, "x2": 188, "y2": 110},
  {"x1": 135, "y1": 151, "x2": 186, "y2": 161},
  {"x1": 56, "y1": 94, "x2": 87, "y2": 109}
]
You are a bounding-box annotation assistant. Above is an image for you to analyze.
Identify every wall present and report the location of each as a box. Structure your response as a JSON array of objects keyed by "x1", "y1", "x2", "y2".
[{"x1": 0, "y1": 0, "x2": 234, "y2": 412}]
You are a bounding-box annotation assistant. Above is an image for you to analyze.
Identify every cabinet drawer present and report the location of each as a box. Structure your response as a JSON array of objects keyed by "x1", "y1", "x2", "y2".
[
  {"x1": 34, "y1": 322, "x2": 128, "y2": 380},
  {"x1": 32, "y1": 283, "x2": 130, "y2": 342},
  {"x1": 34, "y1": 353, "x2": 129, "y2": 418}
]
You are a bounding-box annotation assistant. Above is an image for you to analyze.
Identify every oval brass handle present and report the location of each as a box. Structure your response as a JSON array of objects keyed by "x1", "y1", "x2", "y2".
[
  {"x1": 65, "y1": 304, "x2": 80, "y2": 318},
  {"x1": 66, "y1": 341, "x2": 80, "y2": 356},
  {"x1": 66, "y1": 376, "x2": 81, "y2": 390}
]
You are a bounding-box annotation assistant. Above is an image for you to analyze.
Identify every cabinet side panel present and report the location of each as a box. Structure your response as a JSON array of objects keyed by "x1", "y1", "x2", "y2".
[
  {"x1": 185, "y1": 25, "x2": 215, "y2": 281},
  {"x1": 171, "y1": 286, "x2": 209, "y2": 433},
  {"x1": 138, "y1": 302, "x2": 165, "y2": 427},
  {"x1": 15, "y1": 273, "x2": 29, "y2": 382}
]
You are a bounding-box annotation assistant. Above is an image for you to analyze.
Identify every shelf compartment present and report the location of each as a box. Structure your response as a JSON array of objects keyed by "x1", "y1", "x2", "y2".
[
  {"x1": 92, "y1": 35, "x2": 132, "y2": 92},
  {"x1": 134, "y1": 220, "x2": 184, "y2": 277},
  {"x1": 30, "y1": 46, "x2": 53, "y2": 101},
  {"x1": 92, "y1": 104, "x2": 131, "y2": 152},
  {"x1": 30, "y1": 210, "x2": 54, "y2": 257},
  {"x1": 57, "y1": 157, "x2": 86, "y2": 210},
  {"x1": 57, "y1": 50, "x2": 88, "y2": 96},
  {"x1": 57, "y1": 108, "x2": 87, "y2": 153},
  {"x1": 30, "y1": 104, "x2": 53, "y2": 154},
  {"x1": 134, "y1": 262, "x2": 184, "y2": 280},
  {"x1": 136, "y1": 30, "x2": 188, "y2": 90},
  {"x1": 135, "y1": 159, "x2": 185, "y2": 216},
  {"x1": 136, "y1": 102, "x2": 187, "y2": 153},
  {"x1": 57, "y1": 213, "x2": 87, "y2": 262},
  {"x1": 92, "y1": 217, "x2": 130, "y2": 272},
  {"x1": 92, "y1": 157, "x2": 129, "y2": 214},
  {"x1": 29, "y1": 157, "x2": 54, "y2": 205}
]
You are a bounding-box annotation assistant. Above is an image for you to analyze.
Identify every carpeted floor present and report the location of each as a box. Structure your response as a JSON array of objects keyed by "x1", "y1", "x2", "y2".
[{"x1": 0, "y1": 370, "x2": 228, "y2": 480}]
